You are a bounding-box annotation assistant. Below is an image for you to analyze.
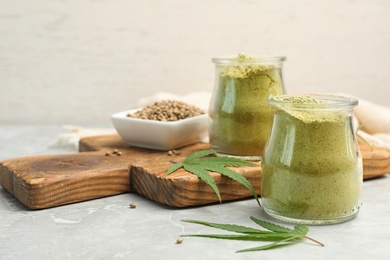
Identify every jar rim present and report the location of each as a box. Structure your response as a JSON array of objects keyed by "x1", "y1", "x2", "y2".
[
  {"x1": 212, "y1": 56, "x2": 286, "y2": 64},
  {"x1": 268, "y1": 94, "x2": 359, "y2": 110}
]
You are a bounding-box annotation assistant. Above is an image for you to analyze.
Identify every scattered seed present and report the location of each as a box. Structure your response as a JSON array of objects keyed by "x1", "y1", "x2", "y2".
[
  {"x1": 129, "y1": 203, "x2": 137, "y2": 209},
  {"x1": 106, "y1": 149, "x2": 122, "y2": 156},
  {"x1": 176, "y1": 237, "x2": 184, "y2": 244},
  {"x1": 167, "y1": 150, "x2": 181, "y2": 156}
]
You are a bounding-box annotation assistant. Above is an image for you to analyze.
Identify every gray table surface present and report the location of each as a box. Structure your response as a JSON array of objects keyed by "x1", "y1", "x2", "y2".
[{"x1": 1, "y1": 125, "x2": 390, "y2": 260}]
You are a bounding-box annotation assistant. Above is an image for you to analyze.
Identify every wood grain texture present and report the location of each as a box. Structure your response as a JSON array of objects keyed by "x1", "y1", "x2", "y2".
[
  {"x1": 80, "y1": 136, "x2": 262, "y2": 207},
  {"x1": 0, "y1": 152, "x2": 131, "y2": 209},
  {"x1": 360, "y1": 141, "x2": 390, "y2": 179},
  {"x1": 0, "y1": 134, "x2": 389, "y2": 209},
  {"x1": 131, "y1": 164, "x2": 261, "y2": 208}
]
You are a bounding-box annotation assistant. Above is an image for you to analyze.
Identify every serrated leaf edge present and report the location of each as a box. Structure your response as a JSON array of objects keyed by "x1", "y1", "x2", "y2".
[
  {"x1": 250, "y1": 216, "x2": 296, "y2": 234},
  {"x1": 165, "y1": 163, "x2": 184, "y2": 175},
  {"x1": 181, "y1": 219, "x2": 269, "y2": 234},
  {"x1": 183, "y1": 164, "x2": 222, "y2": 202},
  {"x1": 183, "y1": 149, "x2": 217, "y2": 163}
]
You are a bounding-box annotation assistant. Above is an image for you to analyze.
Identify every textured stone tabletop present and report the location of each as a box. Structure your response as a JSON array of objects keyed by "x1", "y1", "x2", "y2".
[{"x1": 1, "y1": 125, "x2": 390, "y2": 260}]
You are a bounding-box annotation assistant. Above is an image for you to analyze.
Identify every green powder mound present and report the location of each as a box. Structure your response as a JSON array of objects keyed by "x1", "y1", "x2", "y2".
[
  {"x1": 273, "y1": 95, "x2": 322, "y2": 104},
  {"x1": 261, "y1": 96, "x2": 362, "y2": 221},
  {"x1": 274, "y1": 95, "x2": 344, "y2": 123},
  {"x1": 220, "y1": 54, "x2": 275, "y2": 80},
  {"x1": 209, "y1": 54, "x2": 284, "y2": 157}
]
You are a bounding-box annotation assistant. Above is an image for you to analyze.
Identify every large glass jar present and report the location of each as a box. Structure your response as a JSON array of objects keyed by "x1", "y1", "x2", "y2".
[
  {"x1": 208, "y1": 54, "x2": 286, "y2": 160},
  {"x1": 261, "y1": 94, "x2": 363, "y2": 225}
]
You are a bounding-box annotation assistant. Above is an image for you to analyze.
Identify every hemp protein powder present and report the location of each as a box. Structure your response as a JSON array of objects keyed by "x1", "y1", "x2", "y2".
[
  {"x1": 261, "y1": 95, "x2": 363, "y2": 224},
  {"x1": 209, "y1": 54, "x2": 285, "y2": 159}
]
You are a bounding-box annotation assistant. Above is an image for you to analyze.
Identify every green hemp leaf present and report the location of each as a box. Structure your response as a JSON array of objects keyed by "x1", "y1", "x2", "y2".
[
  {"x1": 180, "y1": 216, "x2": 324, "y2": 252},
  {"x1": 165, "y1": 149, "x2": 260, "y2": 205}
]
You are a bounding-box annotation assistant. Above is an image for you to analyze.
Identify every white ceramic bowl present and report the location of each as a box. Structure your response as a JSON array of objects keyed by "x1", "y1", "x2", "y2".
[{"x1": 111, "y1": 109, "x2": 209, "y2": 150}]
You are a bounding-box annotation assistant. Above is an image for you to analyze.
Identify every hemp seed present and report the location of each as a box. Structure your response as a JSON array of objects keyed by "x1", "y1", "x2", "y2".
[
  {"x1": 127, "y1": 100, "x2": 204, "y2": 122},
  {"x1": 167, "y1": 149, "x2": 181, "y2": 156},
  {"x1": 176, "y1": 237, "x2": 184, "y2": 244}
]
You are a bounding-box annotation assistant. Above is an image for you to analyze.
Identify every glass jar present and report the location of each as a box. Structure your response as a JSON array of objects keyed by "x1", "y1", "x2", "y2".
[
  {"x1": 208, "y1": 54, "x2": 286, "y2": 160},
  {"x1": 261, "y1": 94, "x2": 363, "y2": 225}
]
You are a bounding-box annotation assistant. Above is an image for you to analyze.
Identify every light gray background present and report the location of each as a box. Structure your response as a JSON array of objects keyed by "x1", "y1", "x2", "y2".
[
  {"x1": 1, "y1": 0, "x2": 389, "y2": 124},
  {"x1": 1, "y1": 125, "x2": 390, "y2": 260}
]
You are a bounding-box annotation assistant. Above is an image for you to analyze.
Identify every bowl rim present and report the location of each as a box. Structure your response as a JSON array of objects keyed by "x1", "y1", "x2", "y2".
[{"x1": 111, "y1": 109, "x2": 208, "y2": 126}]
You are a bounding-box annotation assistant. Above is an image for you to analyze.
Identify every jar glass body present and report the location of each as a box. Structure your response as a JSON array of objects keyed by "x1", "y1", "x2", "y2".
[
  {"x1": 208, "y1": 56, "x2": 286, "y2": 160},
  {"x1": 261, "y1": 94, "x2": 363, "y2": 225}
]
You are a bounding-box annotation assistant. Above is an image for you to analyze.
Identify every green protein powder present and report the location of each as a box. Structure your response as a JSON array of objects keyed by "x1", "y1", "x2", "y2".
[
  {"x1": 261, "y1": 95, "x2": 363, "y2": 224},
  {"x1": 209, "y1": 54, "x2": 285, "y2": 159}
]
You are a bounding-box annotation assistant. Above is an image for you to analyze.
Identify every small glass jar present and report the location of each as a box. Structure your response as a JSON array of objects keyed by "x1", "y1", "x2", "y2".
[
  {"x1": 261, "y1": 94, "x2": 363, "y2": 225},
  {"x1": 208, "y1": 54, "x2": 286, "y2": 160}
]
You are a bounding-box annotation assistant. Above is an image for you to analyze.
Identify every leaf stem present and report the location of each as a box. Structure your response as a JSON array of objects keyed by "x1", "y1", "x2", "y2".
[{"x1": 303, "y1": 235, "x2": 324, "y2": 247}]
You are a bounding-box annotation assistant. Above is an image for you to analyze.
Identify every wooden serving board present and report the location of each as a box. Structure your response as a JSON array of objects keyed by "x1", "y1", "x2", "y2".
[{"x1": 0, "y1": 134, "x2": 389, "y2": 209}]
